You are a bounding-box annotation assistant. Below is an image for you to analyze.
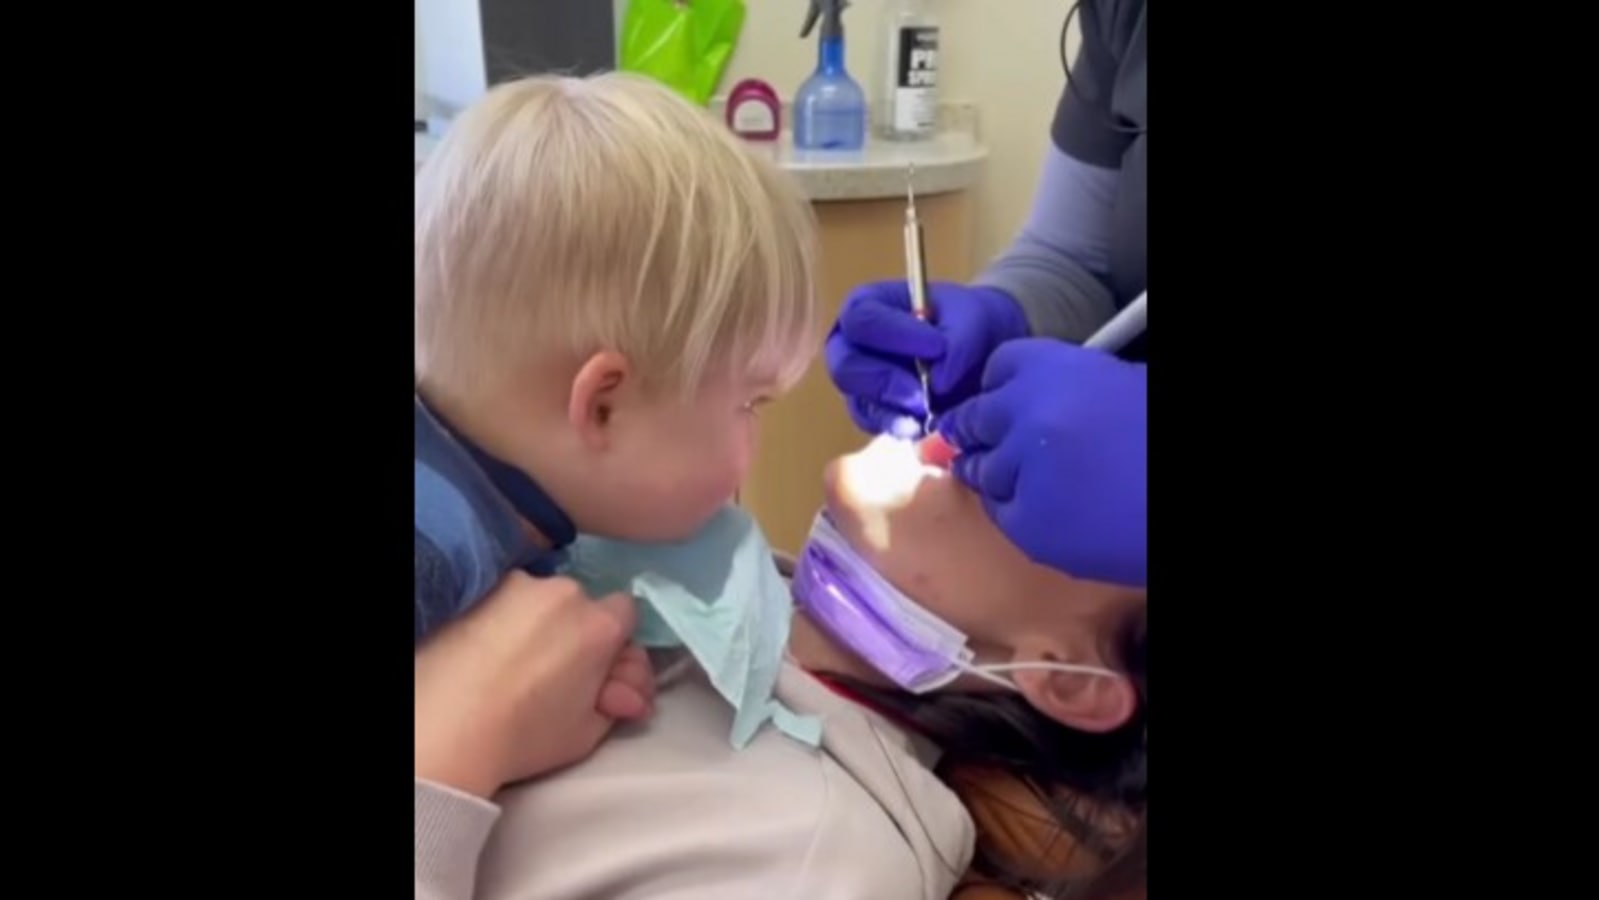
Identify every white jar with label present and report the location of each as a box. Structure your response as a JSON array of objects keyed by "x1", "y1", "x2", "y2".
[{"x1": 875, "y1": 0, "x2": 940, "y2": 141}]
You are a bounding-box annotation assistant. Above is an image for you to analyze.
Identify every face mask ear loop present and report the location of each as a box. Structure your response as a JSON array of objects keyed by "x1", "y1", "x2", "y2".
[
  {"x1": 979, "y1": 661, "x2": 1119, "y2": 679},
  {"x1": 959, "y1": 667, "x2": 1024, "y2": 691},
  {"x1": 958, "y1": 660, "x2": 1122, "y2": 692}
]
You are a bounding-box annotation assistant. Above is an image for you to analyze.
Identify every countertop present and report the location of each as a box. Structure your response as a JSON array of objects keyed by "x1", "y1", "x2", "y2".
[{"x1": 414, "y1": 125, "x2": 985, "y2": 202}]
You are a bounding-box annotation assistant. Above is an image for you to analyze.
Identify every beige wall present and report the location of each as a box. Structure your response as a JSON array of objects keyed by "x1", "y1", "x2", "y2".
[
  {"x1": 415, "y1": 2, "x2": 1078, "y2": 264},
  {"x1": 611, "y1": 0, "x2": 1078, "y2": 265}
]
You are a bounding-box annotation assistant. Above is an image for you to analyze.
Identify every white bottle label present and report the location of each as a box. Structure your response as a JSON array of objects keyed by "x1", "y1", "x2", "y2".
[
  {"x1": 732, "y1": 101, "x2": 775, "y2": 134},
  {"x1": 892, "y1": 26, "x2": 939, "y2": 134}
]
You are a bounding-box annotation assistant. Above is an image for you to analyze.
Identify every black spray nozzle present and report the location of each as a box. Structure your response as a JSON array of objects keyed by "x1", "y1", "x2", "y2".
[{"x1": 801, "y1": 0, "x2": 849, "y2": 40}]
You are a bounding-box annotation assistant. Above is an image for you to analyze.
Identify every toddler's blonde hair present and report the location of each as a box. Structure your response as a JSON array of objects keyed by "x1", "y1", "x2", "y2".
[{"x1": 415, "y1": 72, "x2": 820, "y2": 399}]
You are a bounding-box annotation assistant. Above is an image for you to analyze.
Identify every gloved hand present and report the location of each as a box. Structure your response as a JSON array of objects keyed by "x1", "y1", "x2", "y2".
[
  {"x1": 939, "y1": 338, "x2": 1146, "y2": 588},
  {"x1": 825, "y1": 280, "x2": 1031, "y2": 434}
]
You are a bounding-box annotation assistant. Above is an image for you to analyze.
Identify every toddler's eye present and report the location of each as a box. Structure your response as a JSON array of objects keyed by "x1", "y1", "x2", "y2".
[{"x1": 742, "y1": 396, "x2": 772, "y2": 414}]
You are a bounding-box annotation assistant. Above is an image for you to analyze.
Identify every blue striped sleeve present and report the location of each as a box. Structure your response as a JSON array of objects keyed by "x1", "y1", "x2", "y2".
[{"x1": 415, "y1": 530, "x2": 460, "y2": 643}]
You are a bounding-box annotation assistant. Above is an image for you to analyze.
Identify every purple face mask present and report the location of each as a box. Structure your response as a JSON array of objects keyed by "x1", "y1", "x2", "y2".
[{"x1": 792, "y1": 511, "x2": 1116, "y2": 694}]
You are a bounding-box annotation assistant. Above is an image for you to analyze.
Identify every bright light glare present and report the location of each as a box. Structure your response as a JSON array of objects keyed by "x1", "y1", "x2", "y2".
[
  {"x1": 887, "y1": 415, "x2": 923, "y2": 441},
  {"x1": 842, "y1": 433, "x2": 945, "y2": 548}
]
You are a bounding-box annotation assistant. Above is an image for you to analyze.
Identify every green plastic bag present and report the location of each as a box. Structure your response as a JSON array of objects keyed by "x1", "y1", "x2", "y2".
[{"x1": 619, "y1": 0, "x2": 746, "y2": 106}]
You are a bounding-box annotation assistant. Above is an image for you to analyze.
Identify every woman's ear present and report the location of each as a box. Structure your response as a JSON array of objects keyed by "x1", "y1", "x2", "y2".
[
  {"x1": 568, "y1": 351, "x2": 630, "y2": 450},
  {"x1": 1010, "y1": 642, "x2": 1137, "y2": 733}
]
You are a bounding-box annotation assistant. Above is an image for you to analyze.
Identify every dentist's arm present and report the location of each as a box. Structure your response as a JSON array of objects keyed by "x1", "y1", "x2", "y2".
[
  {"x1": 825, "y1": 148, "x2": 1118, "y2": 434},
  {"x1": 974, "y1": 0, "x2": 1135, "y2": 344},
  {"x1": 972, "y1": 146, "x2": 1120, "y2": 344},
  {"x1": 825, "y1": 2, "x2": 1135, "y2": 432}
]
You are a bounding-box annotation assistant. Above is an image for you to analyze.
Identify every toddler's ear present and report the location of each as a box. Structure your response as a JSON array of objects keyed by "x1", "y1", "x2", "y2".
[{"x1": 569, "y1": 351, "x2": 630, "y2": 449}]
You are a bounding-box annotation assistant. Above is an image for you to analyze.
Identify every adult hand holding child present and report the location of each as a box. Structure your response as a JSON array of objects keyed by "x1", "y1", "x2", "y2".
[{"x1": 415, "y1": 571, "x2": 654, "y2": 799}]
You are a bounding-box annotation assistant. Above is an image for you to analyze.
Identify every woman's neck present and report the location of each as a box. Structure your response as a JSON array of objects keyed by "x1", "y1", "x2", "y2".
[
  {"x1": 785, "y1": 600, "x2": 890, "y2": 687},
  {"x1": 785, "y1": 601, "x2": 939, "y2": 744}
]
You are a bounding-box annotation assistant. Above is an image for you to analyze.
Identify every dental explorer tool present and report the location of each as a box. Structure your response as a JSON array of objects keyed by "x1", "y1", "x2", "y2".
[
  {"x1": 1083, "y1": 291, "x2": 1147, "y2": 353},
  {"x1": 904, "y1": 163, "x2": 935, "y2": 433}
]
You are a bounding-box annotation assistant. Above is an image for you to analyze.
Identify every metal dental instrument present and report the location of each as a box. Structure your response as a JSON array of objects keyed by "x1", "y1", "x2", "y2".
[
  {"x1": 903, "y1": 163, "x2": 935, "y2": 434},
  {"x1": 1083, "y1": 290, "x2": 1148, "y2": 353}
]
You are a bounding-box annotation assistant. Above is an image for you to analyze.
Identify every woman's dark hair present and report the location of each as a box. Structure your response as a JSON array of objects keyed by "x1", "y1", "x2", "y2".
[{"x1": 846, "y1": 606, "x2": 1147, "y2": 900}]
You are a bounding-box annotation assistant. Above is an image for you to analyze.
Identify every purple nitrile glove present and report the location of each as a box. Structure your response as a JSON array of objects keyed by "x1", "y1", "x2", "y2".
[
  {"x1": 824, "y1": 280, "x2": 1031, "y2": 434},
  {"x1": 938, "y1": 337, "x2": 1147, "y2": 588}
]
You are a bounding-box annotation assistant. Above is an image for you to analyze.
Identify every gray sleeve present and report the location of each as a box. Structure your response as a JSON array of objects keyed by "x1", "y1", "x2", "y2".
[
  {"x1": 973, "y1": 144, "x2": 1120, "y2": 343},
  {"x1": 415, "y1": 778, "x2": 502, "y2": 900}
]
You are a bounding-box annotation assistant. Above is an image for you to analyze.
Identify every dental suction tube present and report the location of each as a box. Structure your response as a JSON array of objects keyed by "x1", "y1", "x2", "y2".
[{"x1": 1082, "y1": 291, "x2": 1146, "y2": 353}]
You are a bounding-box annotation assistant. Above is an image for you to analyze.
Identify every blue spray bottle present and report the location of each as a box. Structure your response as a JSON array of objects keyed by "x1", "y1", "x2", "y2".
[{"x1": 794, "y1": 0, "x2": 867, "y2": 151}]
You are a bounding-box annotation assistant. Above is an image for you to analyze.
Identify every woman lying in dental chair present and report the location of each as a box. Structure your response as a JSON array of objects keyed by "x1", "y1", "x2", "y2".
[{"x1": 430, "y1": 435, "x2": 1146, "y2": 900}]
